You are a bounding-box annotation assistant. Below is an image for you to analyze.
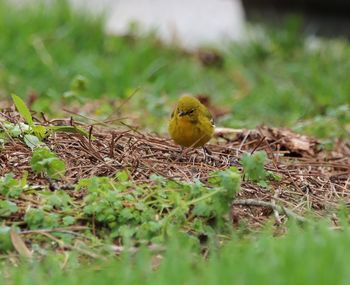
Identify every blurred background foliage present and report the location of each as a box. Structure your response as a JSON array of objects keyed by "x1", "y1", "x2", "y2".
[{"x1": 0, "y1": 0, "x2": 349, "y2": 139}]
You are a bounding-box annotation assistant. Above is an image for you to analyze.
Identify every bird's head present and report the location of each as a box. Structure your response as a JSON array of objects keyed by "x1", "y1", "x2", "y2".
[{"x1": 175, "y1": 95, "x2": 201, "y2": 120}]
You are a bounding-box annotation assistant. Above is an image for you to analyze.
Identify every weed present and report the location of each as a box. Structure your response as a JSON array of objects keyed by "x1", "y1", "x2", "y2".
[
  {"x1": 30, "y1": 147, "x2": 66, "y2": 179},
  {"x1": 240, "y1": 151, "x2": 268, "y2": 186},
  {"x1": 0, "y1": 173, "x2": 26, "y2": 198}
]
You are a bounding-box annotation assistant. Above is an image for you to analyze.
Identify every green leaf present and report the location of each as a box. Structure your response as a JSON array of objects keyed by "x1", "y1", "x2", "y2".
[
  {"x1": 0, "y1": 200, "x2": 18, "y2": 217},
  {"x1": 119, "y1": 208, "x2": 134, "y2": 222},
  {"x1": 4, "y1": 122, "x2": 30, "y2": 137},
  {"x1": 257, "y1": 180, "x2": 268, "y2": 188},
  {"x1": 0, "y1": 226, "x2": 13, "y2": 252},
  {"x1": 48, "y1": 126, "x2": 91, "y2": 138},
  {"x1": 20, "y1": 171, "x2": 28, "y2": 188},
  {"x1": 63, "y1": 216, "x2": 75, "y2": 226},
  {"x1": 47, "y1": 159, "x2": 65, "y2": 178},
  {"x1": 24, "y1": 134, "x2": 41, "y2": 149},
  {"x1": 11, "y1": 94, "x2": 33, "y2": 126},
  {"x1": 32, "y1": 125, "x2": 47, "y2": 140},
  {"x1": 241, "y1": 151, "x2": 268, "y2": 183},
  {"x1": 44, "y1": 213, "x2": 60, "y2": 228},
  {"x1": 117, "y1": 225, "x2": 136, "y2": 240},
  {"x1": 267, "y1": 171, "x2": 282, "y2": 182},
  {"x1": 115, "y1": 170, "x2": 130, "y2": 183},
  {"x1": 209, "y1": 167, "x2": 241, "y2": 196},
  {"x1": 42, "y1": 190, "x2": 72, "y2": 209},
  {"x1": 218, "y1": 167, "x2": 241, "y2": 195},
  {"x1": 192, "y1": 202, "x2": 211, "y2": 217},
  {"x1": 30, "y1": 147, "x2": 66, "y2": 179},
  {"x1": 0, "y1": 173, "x2": 23, "y2": 198},
  {"x1": 207, "y1": 167, "x2": 241, "y2": 218},
  {"x1": 24, "y1": 208, "x2": 45, "y2": 229}
]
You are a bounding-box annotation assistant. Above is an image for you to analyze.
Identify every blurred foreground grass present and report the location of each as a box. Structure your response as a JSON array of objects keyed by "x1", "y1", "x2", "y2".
[
  {"x1": 0, "y1": 0, "x2": 350, "y2": 138},
  {"x1": 2, "y1": 222, "x2": 350, "y2": 285}
]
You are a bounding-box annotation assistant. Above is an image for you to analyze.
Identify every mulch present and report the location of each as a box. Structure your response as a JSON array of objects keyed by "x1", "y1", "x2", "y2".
[{"x1": 1, "y1": 107, "x2": 349, "y2": 227}]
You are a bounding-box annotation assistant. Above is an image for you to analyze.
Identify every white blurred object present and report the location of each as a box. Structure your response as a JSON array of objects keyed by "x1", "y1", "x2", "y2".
[{"x1": 71, "y1": 0, "x2": 246, "y2": 49}]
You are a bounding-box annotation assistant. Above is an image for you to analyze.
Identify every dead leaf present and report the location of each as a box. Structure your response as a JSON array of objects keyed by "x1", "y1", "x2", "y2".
[
  {"x1": 259, "y1": 127, "x2": 319, "y2": 156},
  {"x1": 151, "y1": 254, "x2": 163, "y2": 270},
  {"x1": 10, "y1": 228, "x2": 32, "y2": 258}
]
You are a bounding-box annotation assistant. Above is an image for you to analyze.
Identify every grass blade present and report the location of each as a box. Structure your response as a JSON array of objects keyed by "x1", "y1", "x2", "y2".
[{"x1": 11, "y1": 94, "x2": 33, "y2": 127}]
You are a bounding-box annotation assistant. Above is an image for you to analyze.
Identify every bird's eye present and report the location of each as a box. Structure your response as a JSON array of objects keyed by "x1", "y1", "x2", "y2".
[{"x1": 188, "y1": 109, "x2": 195, "y2": 114}]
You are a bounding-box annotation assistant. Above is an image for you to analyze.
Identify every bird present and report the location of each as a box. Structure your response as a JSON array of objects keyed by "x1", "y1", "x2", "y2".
[{"x1": 168, "y1": 95, "x2": 215, "y2": 158}]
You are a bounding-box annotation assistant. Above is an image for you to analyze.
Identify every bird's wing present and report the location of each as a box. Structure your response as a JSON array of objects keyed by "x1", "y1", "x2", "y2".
[{"x1": 203, "y1": 108, "x2": 215, "y2": 126}]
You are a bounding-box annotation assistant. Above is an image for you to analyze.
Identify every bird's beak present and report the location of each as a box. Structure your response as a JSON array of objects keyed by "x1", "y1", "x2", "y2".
[{"x1": 178, "y1": 111, "x2": 186, "y2": 117}]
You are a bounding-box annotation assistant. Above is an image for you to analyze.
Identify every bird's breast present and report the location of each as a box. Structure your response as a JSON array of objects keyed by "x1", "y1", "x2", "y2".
[{"x1": 169, "y1": 117, "x2": 213, "y2": 147}]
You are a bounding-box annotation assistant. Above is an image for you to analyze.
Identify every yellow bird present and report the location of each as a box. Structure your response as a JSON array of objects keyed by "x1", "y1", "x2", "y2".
[{"x1": 168, "y1": 95, "x2": 214, "y2": 153}]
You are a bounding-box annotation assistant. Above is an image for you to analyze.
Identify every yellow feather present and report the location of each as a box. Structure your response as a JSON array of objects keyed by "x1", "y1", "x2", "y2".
[{"x1": 168, "y1": 95, "x2": 214, "y2": 148}]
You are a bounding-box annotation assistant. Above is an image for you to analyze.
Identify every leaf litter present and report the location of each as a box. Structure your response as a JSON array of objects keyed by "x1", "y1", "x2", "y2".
[{"x1": 0, "y1": 107, "x2": 349, "y2": 231}]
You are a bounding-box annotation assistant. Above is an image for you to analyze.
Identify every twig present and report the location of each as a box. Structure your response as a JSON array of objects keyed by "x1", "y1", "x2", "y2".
[
  {"x1": 232, "y1": 198, "x2": 308, "y2": 223},
  {"x1": 62, "y1": 108, "x2": 128, "y2": 128},
  {"x1": 38, "y1": 232, "x2": 102, "y2": 259},
  {"x1": 20, "y1": 226, "x2": 89, "y2": 234},
  {"x1": 272, "y1": 189, "x2": 282, "y2": 225},
  {"x1": 110, "y1": 244, "x2": 165, "y2": 255},
  {"x1": 237, "y1": 130, "x2": 250, "y2": 156},
  {"x1": 250, "y1": 136, "x2": 266, "y2": 154}
]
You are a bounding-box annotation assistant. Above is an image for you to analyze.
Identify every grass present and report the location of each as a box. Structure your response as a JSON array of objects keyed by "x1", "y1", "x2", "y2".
[
  {"x1": 2, "y1": 222, "x2": 350, "y2": 285},
  {"x1": 1, "y1": 0, "x2": 350, "y2": 134},
  {"x1": 1, "y1": 0, "x2": 350, "y2": 283}
]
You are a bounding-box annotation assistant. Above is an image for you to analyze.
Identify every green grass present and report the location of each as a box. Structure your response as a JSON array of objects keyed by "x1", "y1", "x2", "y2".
[
  {"x1": 1, "y1": 0, "x2": 350, "y2": 135},
  {"x1": 2, "y1": 222, "x2": 350, "y2": 285}
]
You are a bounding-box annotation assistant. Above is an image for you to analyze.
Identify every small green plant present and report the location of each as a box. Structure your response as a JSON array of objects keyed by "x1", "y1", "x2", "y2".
[
  {"x1": 2, "y1": 122, "x2": 29, "y2": 138},
  {"x1": 3, "y1": 95, "x2": 90, "y2": 150},
  {"x1": 11, "y1": 94, "x2": 47, "y2": 144},
  {"x1": 40, "y1": 190, "x2": 73, "y2": 210},
  {"x1": 0, "y1": 168, "x2": 239, "y2": 245},
  {"x1": 77, "y1": 169, "x2": 239, "y2": 242},
  {"x1": 295, "y1": 104, "x2": 350, "y2": 142},
  {"x1": 30, "y1": 147, "x2": 66, "y2": 179},
  {"x1": 0, "y1": 173, "x2": 26, "y2": 198},
  {"x1": 240, "y1": 151, "x2": 268, "y2": 187},
  {"x1": 208, "y1": 167, "x2": 241, "y2": 215},
  {"x1": 80, "y1": 174, "x2": 164, "y2": 240},
  {"x1": 1, "y1": 121, "x2": 44, "y2": 149},
  {"x1": 24, "y1": 208, "x2": 60, "y2": 229},
  {"x1": 6, "y1": 94, "x2": 45, "y2": 149}
]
